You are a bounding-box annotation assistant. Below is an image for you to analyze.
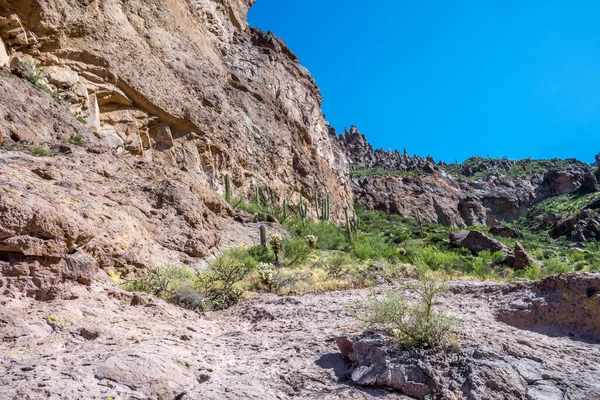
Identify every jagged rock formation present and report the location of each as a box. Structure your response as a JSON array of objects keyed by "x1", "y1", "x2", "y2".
[
  {"x1": 0, "y1": 0, "x2": 352, "y2": 298},
  {"x1": 338, "y1": 125, "x2": 437, "y2": 173},
  {"x1": 343, "y1": 127, "x2": 595, "y2": 233}
]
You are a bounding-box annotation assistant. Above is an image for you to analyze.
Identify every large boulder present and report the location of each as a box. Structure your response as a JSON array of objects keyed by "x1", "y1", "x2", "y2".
[
  {"x1": 581, "y1": 171, "x2": 600, "y2": 193},
  {"x1": 489, "y1": 223, "x2": 524, "y2": 239},
  {"x1": 450, "y1": 230, "x2": 510, "y2": 253}
]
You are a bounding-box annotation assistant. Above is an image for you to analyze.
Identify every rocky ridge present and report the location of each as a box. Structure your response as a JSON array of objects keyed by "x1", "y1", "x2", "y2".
[{"x1": 343, "y1": 127, "x2": 599, "y2": 237}]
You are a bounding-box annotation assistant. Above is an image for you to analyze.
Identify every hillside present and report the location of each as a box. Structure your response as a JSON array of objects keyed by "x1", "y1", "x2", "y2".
[{"x1": 1, "y1": 2, "x2": 600, "y2": 400}]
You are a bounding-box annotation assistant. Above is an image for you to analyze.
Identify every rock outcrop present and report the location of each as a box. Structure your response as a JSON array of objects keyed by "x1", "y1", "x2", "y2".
[
  {"x1": 450, "y1": 230, "x2": 510, "y2": 254},
  {"x1": 343, "y1": 127, "x2": 593, "y2": 232}
]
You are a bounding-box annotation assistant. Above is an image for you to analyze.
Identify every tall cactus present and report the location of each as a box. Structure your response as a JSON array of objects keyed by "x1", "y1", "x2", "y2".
[
  {"x1": 283, "y1": 199, "x2": 288, "y2": 221},
  {"x1": 299, "y1": 200, "x2": 308, "y2": 220},
  {"x1": 314, "y1": 193, "x2": 321, "y2": 220},
  {"x1": 260, "y1": 225, "x2": 267, "y2": 247},
  {"x1": 345, "y1": 205, "x2": 359, "y2": 240},
  {"x1": 255, "y1": 187, "x2": 261, "y2": 207},
  {"x1": 321, "y1": 195, "x2": 330, "y2": 222},
  {"x1": 225, "y1": 174, "x2": 232, "y2": 202}
]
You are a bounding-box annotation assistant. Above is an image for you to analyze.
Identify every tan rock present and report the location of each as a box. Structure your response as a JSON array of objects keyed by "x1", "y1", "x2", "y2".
[
  {"x1": 0, "y1": 37, "x2": 9, "y2": 66},
  {"x1": 43, "y1": 65, "x2": 79, "y2": 88}
]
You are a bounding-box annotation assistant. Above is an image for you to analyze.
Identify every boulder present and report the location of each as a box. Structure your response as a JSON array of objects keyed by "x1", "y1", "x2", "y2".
[
  {"x1": 582, "y1": 171, "x2": 600, "y2": 193},
  {"x1": 450, "y1": 230, "x2": 510, "y2": 253},
  {"x1": 513, "y1": 241, "x2": 540, "y2": 271},
  {"x1": 43, "y1": 66, "x2": 79, "y2": 88},
  {"x1": 0, "y1": 37, "x2": 8, "y2": 67},
  {"x1": 489, "y1": 223, "x2": 524, "y2": 239}
]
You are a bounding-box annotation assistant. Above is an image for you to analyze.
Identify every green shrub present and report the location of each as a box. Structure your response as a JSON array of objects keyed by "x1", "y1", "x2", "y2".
[
  {"x1": 247, "y1": 245, "x2": 275, "y2": 264},
  {"x1": 355, "y1": 275, "x2": 455, "y2": 348},
  {"x1": 199, "y1": 253, "x2": 254, "y2": 309},
  {"x1": 31, "y1": 145, "x2": 52, "y2": 157},
  {"x1": 352, "y1": 232, "x2": 398, "y2": 261},
  {"x1": 515, "y1": 264, "x2": 542, "y2": 280},
  {"x1": 405, "y1": 245, "x2": 463, "y2": 271},
  {"x1": 542, "y1": 257, "x2": 571, "y2": 276},
  {"x1": 320, "y1": 251, "x2": 351, "y2": 279},
  {"x1": 283, "y1": 219, "x2": 349, "y2": 250},
  {"x1": 70, "y1": 134, "x2": 85, "y2": 146},
  {"x1": 73, "y1": 113, "x2": 87, "y2": 125},
  {"x1": 282, "y1": 238, "x2": 312, "y2": 268},
  {"x1": 17, "y1": 58, "x2": 46, "y2": 90}
]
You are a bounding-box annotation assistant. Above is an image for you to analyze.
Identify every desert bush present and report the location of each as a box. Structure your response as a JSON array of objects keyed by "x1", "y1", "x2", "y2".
[
  {"x1": 282, "y1": 238, "x2": 312, "y2": 268},
  {"x1": 305, "y1": 235, "x2": 318, "y2": 249},
  {"x1": 283, "y1": 219, "x2": 349, "y2": 250},
  {"x1": 199, "y1": 253, "x2": 254, "y2": 309},
  {"x1": 351, "y1": 232, "x2": 398, "y2": 261},
  {"x1": 405, "y1": 245, "x2": 463, "y2": 271},
  {"x1": 247, "y1": 245, "x2": 275, "y2": 264},
  {"x1": 31, "y1": 145, "x2": 52, "y2": 157},
  {"x1": 70, "y1": 134, "x2": 85, "y2": 146},
  {"x1": 542, "y1": 257, "x2": 571, "y2": 276},
  {"x1": 355, "y1": 275, "x2": 455, "y2": 348},
  {"x1": 514, "y1": 264, "x2": 542, "y2": 280},
  {"x1": 320, "y1": 251, "x2": 351, "y2": 279}
]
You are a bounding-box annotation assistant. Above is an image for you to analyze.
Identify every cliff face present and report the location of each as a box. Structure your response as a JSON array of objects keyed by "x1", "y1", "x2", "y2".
[
  {"x1": 0, "y1": 0, "x2": 351, "y2": 208},
  {"x1": 0, "y1": 0, "x2": 351, "y2": 299},
  {"x1": 343, "y1": 128, "x2": 596, "y2": 229}
]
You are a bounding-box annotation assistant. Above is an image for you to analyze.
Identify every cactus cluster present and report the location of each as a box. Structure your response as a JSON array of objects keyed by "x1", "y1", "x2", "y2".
[
  {"x1": 298, "y1": 200, "x2": 308, "y2": 220},
  {"x1": 314, "y1": 194, "x2": 331, "y2": 222},
  {"x1": 305, "y1": 235, "x2": 318, "y2": 249}
]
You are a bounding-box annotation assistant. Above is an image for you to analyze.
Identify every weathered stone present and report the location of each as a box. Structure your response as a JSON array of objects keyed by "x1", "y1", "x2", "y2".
[
  {"x1": 450, "y1": 230, "x2": 510, "y2": 253},
  {"x1": 43, "y1": 66, "x2": 79, "y2": 88},
  {"x1": 96, "y1": 353, "x2": 195, "y2": 398},
  {"x1": 62, "y1": 250, "x2": 98, "y2": 285},
  {"x1": 489, "y1": 223, "x2": 524, "y2": 239},
  {"x1": 0, "y1": 37, "x2": 9, "y2": 66}
]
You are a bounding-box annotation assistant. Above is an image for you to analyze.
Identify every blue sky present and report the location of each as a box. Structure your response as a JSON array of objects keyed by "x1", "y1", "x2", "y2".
[{"x1": 248, "y1": 1, "x2": 600, "y2": 163}]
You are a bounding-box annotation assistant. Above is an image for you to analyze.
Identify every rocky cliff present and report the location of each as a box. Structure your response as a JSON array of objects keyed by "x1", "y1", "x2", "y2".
[
  {"x1": 343, "y1": 127, "x2": 599, "y2": 234},
  {"x1": 0, "y1": 0, "x2": 352, "y2": 299}
]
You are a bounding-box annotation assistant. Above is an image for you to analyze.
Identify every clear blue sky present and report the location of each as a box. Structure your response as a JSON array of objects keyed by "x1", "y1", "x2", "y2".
[{"x1": 248, "y1": 1, "x2": 600, "y2": 163}]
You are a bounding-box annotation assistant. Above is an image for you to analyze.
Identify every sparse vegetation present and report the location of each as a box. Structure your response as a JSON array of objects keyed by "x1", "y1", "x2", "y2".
[
  {"x1": 31, "y1": 144, "x2": 52, "y2": 157},
  {"x1": 354, "y1": 274, "x2": 455, "y2": 348},
  {"x1": 70, "y1": 134, "x2": 85, "y2": 146},
  {"x1": 73, "y1": 113, "x2": 88, "y2": 125},
  {"x1": 17, "y1": 58, "x2": 46, "y2": 90}
]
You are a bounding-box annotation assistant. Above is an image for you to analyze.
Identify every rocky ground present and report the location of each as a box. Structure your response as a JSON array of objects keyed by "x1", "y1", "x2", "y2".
[{"x1": 2, "y1": 273, "x2": 599, "y2": 399}]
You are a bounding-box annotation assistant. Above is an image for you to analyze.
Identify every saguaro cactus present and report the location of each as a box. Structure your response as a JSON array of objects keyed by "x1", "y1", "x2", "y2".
[
  {"x1": 260, "y1": 225, "x2": 267, "y2": 248},
  {"x1": 225, "y1": 174, "x2": 232, "y2": 202},
  {"x1": 298, "y1": 200, "x2": 308, "y2": 220}
]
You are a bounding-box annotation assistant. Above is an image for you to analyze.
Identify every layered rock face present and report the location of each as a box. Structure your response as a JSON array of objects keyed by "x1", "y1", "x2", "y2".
[
  {"x1": 0, "y1": 0, "x2": 351, "y2": 212},
  {"x1": 0, "y1": 0, "x2": 352, "y2": 298},
  {"x1": 345, "y1": 128, "x2": 593, "y2": 228}
]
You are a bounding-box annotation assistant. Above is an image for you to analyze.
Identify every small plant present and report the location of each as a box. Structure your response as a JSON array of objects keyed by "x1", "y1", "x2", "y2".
[
  {"x1": 31, "y1": 144, "x2": 52, "y2": 157},
  {"x1": 269, "y1": 234, "x2": 282, "y2": 266},
  {"x1": 257, "y1": 262, "x2": 275, "y2": 288},
  {"x1": 321, "y1": 252, "x2": 351, "y2": 279},
  {"x1": 70, "y1": 134, "x2": 85, "y2": 146},
  {"x1": 282, "y1": 238, "x2": 312, "y2": 268},
  {"x1": 199, "y1": 254, "x2": 254, "y2": 310},
  {"x1": 73, "y1": 113, "x2": 87, "y2": 125},
  {"x1": 17, "y1": 58, "x2": 46, "y2": 90},
  {"x1": 51, "y1": 90, "x2": 64, "y2": 101},
  {"x1": 355, "y1": 274, "x2": 455, "y2": 348},
  {"x1": 305, "y1": 235, "x2": 318, "y2": 249}
]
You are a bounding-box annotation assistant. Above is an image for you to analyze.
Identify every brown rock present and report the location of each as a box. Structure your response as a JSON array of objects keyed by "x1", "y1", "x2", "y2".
[
  {"x1": 450, "y1": 230, "x2": 510, "y2": 254},
  {"x1": 489, "y1": 223, "x2": 524, "y2": 239},
  {"x1": 513, "y1": 241, "x2": 539, "y2": 271}
]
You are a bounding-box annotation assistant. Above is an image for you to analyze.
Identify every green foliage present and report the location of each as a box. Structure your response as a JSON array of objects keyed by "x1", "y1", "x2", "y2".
[
  {"x1": 70, "y1": 134, "x2": 85, "y2": 146},
  {"x1": 282, "y1": 238, "x2": 312, "y2": 268},
  {"x1": 305, "y1": 235, "x2": 318, "y2": 249},
  {"x1": 404, "y1": 245, "x2": 463, "y2": 271},
  {"x1": 355, "y1": 275, "x2": 455, "y2": 348},
  {"x1": 350, "y1": 164, "x2": 430, "y2": 178},
  {"x1": 283, "y1": 219, "x2": 350, "y2": 250},
  {"x1": 351, "y1": 232, "x2": 398, "y2": 261},
  {"x1": 73, "y1": 113, "x2": 87, "y2": 125},
  {"x1": 247, "y1": 244, "x2": 276, "y2": 264},
  {"x1": 199, "y1": 252, "x2": 255, "y2": 309},
  {"x1": 542, "y1": 257, "x2": 572, "y2": 276},
  {"x1": 31, "y1": 144, "x2": 52, "y2": 157},
  {"x1": 514, "y1": 264, "x2": 542, "y2": 280},
  {"x1": 320, "y1": 251, "x2": 351, "y2": 279}
]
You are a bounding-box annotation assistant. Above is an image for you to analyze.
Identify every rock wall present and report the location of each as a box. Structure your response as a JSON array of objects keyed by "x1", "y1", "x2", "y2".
[{"x1": 0, "y1": 0, "x2": 352, "y2": 215}]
